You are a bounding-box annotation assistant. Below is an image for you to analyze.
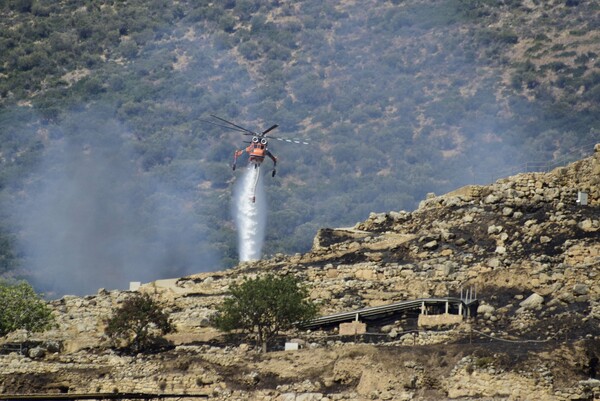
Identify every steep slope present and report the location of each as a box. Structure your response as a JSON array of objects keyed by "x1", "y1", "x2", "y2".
[
  {"x1": 1, "y1": 0, "x2": 599, "y2": 287},
  {"x1": 1, "y1": 144, "x2": 598, "y2": 400}
]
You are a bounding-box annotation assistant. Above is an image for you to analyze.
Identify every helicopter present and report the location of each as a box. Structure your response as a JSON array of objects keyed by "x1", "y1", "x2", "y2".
[{"x1": 201, "y1": 114, "x2": 309, "y2": 202}]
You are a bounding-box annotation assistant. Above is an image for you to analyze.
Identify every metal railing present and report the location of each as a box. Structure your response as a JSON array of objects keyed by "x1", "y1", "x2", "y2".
[
  {"x1": 302, "y1": 296, "x2": 478, "y2": 329},
  {"x1": 0, "y1": 343, "x2": 27, "y2": 355}
]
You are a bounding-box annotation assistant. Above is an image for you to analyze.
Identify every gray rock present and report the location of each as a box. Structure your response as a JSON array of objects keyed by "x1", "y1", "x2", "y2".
[
  {"x1": 443, "y1": 196, "x2": 463, "y2": 207},
  {"x1": 488, "y1": 258, "x2": 501, "y2": 268},
  {"x1": 520, "y1": 293, "x2": 544, "y2": 309},
  {"x1": 455, "y1": 238, "x2": 467, "y2": 246},
  {"x1": 484, "y1": 194, "x2": 501, "y2": 204},
  {"x1": 44, "y1": 340, "x2": 62, "y2": 354},
  {"x1": 439, "y1": 262, "x2": 454, "y2": 276},
  {"x1": 558, "y1": 292, "x2": 576, "y2": 303},
  {"x1": 295, "y1": 393, "x2": 323, "y2": 401},
  {"x1": 573, "y1": 284, "x2": 589, "y2": 296},
  {"x1": 389, "y1": 211, "x2": 410, "y2": 221},
  {"x1": 423, "y1": 240, "x2": 438, "y2": 250},
  {"x1": 477, "y1": 304, "x2": 496, "y2": 315},
  {"x1": 488, "y1": 225, "x2": 503, "y2": 234},
  {"x1": 578, "y1": 219, "x2": 598, "y2": 232},
  {"x1": 28, "y1": 346, "x2": 46, "y2": 359}
]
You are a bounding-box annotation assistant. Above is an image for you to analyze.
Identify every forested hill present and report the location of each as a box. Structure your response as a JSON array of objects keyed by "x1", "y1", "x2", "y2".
[{"x1": 0, "y1": 0, "x2": 599, "y2": 296}]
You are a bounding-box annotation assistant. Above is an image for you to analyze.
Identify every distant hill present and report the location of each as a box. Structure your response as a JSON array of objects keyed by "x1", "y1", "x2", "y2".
[{"x1": 0, "y1": 0, "x2": 598, "y2": 294}]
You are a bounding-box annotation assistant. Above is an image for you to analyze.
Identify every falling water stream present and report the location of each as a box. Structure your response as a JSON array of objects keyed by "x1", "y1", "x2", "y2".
[{"x1": 233, "y1": 166, "x2": 266, "y2": 261}]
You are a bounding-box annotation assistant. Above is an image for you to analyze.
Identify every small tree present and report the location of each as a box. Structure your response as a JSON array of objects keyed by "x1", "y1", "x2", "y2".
[
  {"x1": 104, "y1": 292, "x2": 176, "y2": 353},
  {"x1": 0, "y1": 280, "x2": 55, "y2": 337},
  {"x1": 213, "y1": 274, "x2": 317, "y2": 352}
]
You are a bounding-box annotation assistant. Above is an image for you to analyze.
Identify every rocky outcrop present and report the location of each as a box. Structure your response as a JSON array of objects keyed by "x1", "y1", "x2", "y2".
[{"x1": 1, "y1": 146, "x2": 599, "y2": 400}]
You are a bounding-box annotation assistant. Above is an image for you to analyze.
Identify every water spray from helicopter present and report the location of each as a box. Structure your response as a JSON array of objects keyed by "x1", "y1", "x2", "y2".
[
  {"x1": 202, "y1": 115, "x2": 309, "y2": 262},
  {"x1": 233, "y1": 166, "x2": 266, "y2": 261}
]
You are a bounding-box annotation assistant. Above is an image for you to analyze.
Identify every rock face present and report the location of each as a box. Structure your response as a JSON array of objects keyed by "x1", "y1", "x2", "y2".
[{"x1": 1, "y1": 146, "x2": 600, "y2": 400}]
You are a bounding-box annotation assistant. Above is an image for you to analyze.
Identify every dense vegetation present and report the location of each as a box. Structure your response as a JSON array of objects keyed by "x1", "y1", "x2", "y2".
[{"x1": 0, "y1": 0, "x2": 598, "y2": 295}]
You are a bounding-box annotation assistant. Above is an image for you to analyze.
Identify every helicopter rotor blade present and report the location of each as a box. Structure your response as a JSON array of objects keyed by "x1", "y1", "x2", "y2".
[
  {"x1": 202, "y1": 115, "x2": 306, "y2": 145},
  {"x1": 270, "y1": 136, "x2": 310, "y2": 145},
  {"x1": 210, "y1": 115, "x2": 258, "y2": 135},
  {"x1": 261, "y1": 124, "x2": 279, "y2": 136},
  {"x1": 200, "y1": 119, "x2": 249, "y2": 134}
]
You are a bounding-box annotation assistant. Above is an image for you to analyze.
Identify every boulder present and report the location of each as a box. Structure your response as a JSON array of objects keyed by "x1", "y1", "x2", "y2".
[
  {"x1": 477, "y1": 304, "x2": 496, "y2": 315},
  {"x1": 423, "y1": 240, "x2": 438, "y2": 250},
  {"x1": 28, "y1": 347, "x2": 46, "y2": 359},
  {"x1": 573, "y1": 284, "x2": 589, "y2": 296},
  {"x1": 520, "y1": 293, "x2": 544, "y2": 309}
]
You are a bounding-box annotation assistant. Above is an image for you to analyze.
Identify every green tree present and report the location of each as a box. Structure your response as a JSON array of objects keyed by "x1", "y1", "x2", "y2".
[
  {"x1": 104, "y1": 292, "x2": 176, "y2": 353},
  {"x1": 0, "y1": 280, "x2": 55, "y2": 337},
  {"x1": 213, "y1": 274, "x2": 317, "y2": 352}
]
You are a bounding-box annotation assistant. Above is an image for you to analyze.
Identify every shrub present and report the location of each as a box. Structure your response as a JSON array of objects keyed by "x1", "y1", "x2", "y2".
[
  {"x1": 213, "y1": 274, "x2": 317, "y2": 352},
  {"x1": 238, "y1": 40, "x2": 260, "y2": 60},
  {"x1": 0, "y1": 280, "x2": 55, "y2": 336},
  {"x1": 219, "y1": 14, "x2": 237, "y2": 33},
  {"x1": 104, "y1": 292, "x2": 176, "y2": 353},
  {"x1": 10, "y1": 0, "x2": 33, "y2": 13}
]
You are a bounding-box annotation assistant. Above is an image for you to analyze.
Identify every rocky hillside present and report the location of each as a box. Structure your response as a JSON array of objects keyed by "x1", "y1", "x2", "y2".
[{"x1": 1, "y1": 144, "x2": 599, "y2": 400}]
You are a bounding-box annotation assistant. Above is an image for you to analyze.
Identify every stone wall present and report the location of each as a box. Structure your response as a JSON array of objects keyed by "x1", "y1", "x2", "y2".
[
  {"x1": 339, "y1": 321, "x2": 367, "y2": 336},
  {"x1": 422, "y1": 143, "x2": 600, "y2": 209},
  {"x1": 417, "y1": 313, "x2": 463, "y2": 328}
]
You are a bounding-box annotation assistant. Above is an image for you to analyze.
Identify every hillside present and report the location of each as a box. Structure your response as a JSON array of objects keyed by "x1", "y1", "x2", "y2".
[
  {"x1": 0, "y1": 0, "x2": 599, "y2": 295},
  {"x1": 1, "y1": 145, "x2": 598, "y2": 400}
]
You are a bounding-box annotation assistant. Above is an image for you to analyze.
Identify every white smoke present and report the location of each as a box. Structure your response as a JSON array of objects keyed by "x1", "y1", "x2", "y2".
[
  {"x1": 10, "y1": 113, "x2": 220, "y2": 297},
  {"x1": 233, "y1": 166, "x2": 267, "y2": 261}
]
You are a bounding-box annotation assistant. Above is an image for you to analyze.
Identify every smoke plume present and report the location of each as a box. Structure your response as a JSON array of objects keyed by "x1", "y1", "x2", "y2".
[{"x1": 11, "y1": 113, "x2": 218, "y2": 297}]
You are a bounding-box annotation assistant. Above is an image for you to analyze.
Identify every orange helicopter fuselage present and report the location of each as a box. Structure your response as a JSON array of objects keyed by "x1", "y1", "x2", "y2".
[{"x1": 247, "y1": 143, "x2": 266, "y2": 164}]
